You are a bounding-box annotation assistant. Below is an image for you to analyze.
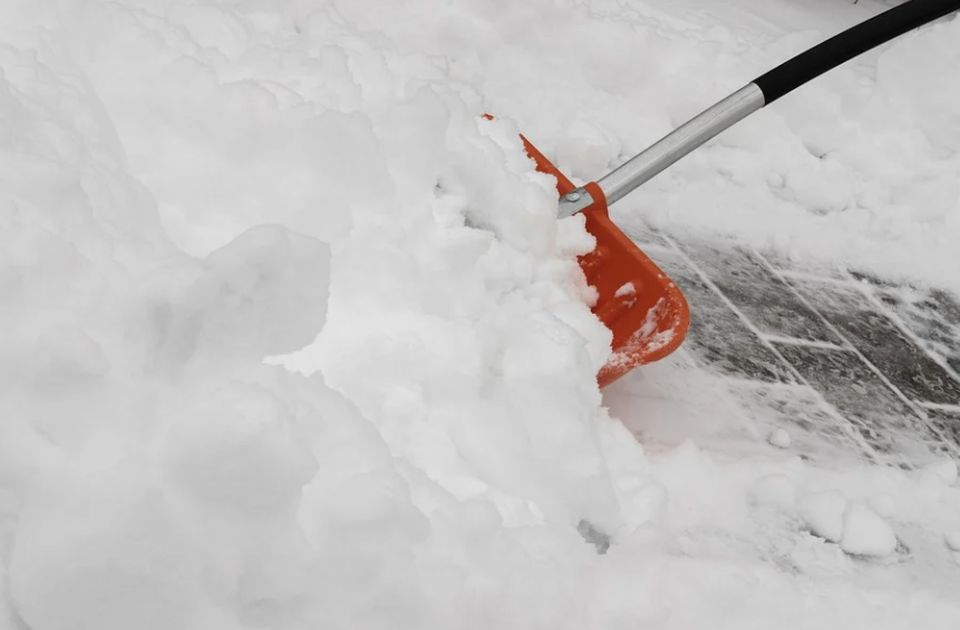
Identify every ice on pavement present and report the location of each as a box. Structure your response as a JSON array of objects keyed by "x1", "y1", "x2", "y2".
[{"x1": 2, "y1": 1, "x2": 960, "y2": 629}]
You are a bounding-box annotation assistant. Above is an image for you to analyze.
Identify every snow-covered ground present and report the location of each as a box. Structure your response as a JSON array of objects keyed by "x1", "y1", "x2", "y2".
[{"x1": 1, "y1": 1, "x2": 959, "y2": 628}]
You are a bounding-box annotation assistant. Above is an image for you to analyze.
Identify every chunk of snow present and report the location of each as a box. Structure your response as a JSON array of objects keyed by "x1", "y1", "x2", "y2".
[
  {"x1": 840, "y1": 503, "x2": 898, "y2": 558},
  {"x1": 799, "y1": 490, "x2": 847, "y2": 543},
  {"x1": 767, "y1": 428, "x2": 791, "y2": 449}
]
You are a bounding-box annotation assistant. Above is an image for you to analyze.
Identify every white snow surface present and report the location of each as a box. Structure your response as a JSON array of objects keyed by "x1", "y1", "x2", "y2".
[{"x1": 1, "y1": 1, "x2": 960, "y2": 629}]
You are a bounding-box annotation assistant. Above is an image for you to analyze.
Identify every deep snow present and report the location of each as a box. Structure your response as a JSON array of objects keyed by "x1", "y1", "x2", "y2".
[{"x1": 1, "y1": 1, "x2": 960, "y2": 629}]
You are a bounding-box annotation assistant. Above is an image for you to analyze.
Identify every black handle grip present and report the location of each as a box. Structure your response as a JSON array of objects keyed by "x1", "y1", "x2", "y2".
[{"x1": 754, "y1": 0, "x2": 960, "y2": 104}]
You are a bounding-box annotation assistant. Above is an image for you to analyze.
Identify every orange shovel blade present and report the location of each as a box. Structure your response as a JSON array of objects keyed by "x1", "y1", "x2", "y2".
[{"x1": 521, "y1": 135, "x2": 690, "y2": 387}]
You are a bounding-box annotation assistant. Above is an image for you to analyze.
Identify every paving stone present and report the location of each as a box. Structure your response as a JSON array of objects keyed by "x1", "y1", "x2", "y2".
[
  {"x1": 873, "y1": 285, "x2": 960, "y2": 376},
  {"x1": 674, "y1": 239, "x2": 841, "y2": 344},
  {"x1": 926, "y1": 409, "x2": 960, "y2": 450},
  {"x1": 624, "y1": 229, "x2": 960, "y2": 463},
  {"x1": 772, "y1": 343, "x2": 943, "y2": 463},
  {"x1": 727, "y1": 382, "x2": 872, "y2": 461},
  {"x1": 790, "y1": 280, "x2": 960, "y2": 407},
  {"x1": 655, "y1": 253, "x2": 795, "y2": 383}
]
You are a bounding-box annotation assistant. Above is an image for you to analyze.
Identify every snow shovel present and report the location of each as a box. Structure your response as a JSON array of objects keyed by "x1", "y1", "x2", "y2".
[{"x1": 518, "y1": 0, "x2": 960, "y2": 388}]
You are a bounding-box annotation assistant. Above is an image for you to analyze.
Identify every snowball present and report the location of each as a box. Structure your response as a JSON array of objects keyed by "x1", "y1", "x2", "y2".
[
  {"x1": 840, "y1": 503, "x2": 898, "y2": 558},
  {"x1": 767, "y1": 428, "x2": 791, "y2": 449}
]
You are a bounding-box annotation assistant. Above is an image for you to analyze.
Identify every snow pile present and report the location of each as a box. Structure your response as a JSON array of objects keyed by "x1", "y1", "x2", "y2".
[
  {"x1": 2, "y1": 1, "x2": 960, "y2": 629},
  {"x1": 0, "y1": 2, "x2": 652, "y2": 629}
]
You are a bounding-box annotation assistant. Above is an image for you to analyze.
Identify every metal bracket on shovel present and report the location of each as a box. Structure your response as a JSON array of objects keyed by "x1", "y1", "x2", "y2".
[{"x1": 518, "y1": 0, "x2": 960, "y2": 387}]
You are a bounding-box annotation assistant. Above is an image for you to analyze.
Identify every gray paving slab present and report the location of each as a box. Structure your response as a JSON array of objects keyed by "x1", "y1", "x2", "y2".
[
  {"x1": 674, "y1": 239, "x2": 842, "y2": 344},
  {"x1": 726, "y1": 382, "x2": 872, "y2": 462},
  {"x1": 926, "y1": 409, "x2": 960, "y2": 448},
  {"x1": 789, "y1": 279, "x2": 960, "y2": 407},
  {"x1": 624, "y1": 234, "x2": 960, "y2": 463},
  {"x1": 874, "y1": 285, "x2": 960, "y2": 376},
  {"x1": 653, "y1": 252, "x2": 796, "y2": 384},
  {"x1": 771, "y1": 342, "x2": 944, "y2": 464}
]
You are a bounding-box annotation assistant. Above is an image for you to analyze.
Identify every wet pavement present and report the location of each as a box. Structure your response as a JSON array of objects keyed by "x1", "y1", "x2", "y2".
[{"x1": 622, "y1": 225, "x2": 960, "y2": 467}]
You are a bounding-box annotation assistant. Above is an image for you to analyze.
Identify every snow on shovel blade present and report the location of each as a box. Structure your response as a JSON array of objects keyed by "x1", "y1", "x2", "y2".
[{"x1": 520, "y1": 134, "x2": 690, "y2": 388}]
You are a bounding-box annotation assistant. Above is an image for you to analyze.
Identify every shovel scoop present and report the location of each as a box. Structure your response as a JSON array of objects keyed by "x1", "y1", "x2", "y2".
[{"x1": 520, "y1": 135, "x2": 688, "y2": 388}]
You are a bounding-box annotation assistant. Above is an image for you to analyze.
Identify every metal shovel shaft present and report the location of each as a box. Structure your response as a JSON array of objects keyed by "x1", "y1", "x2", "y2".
[{"x1": 598, "y1": 84, "x2": 764, "y2": 206}]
